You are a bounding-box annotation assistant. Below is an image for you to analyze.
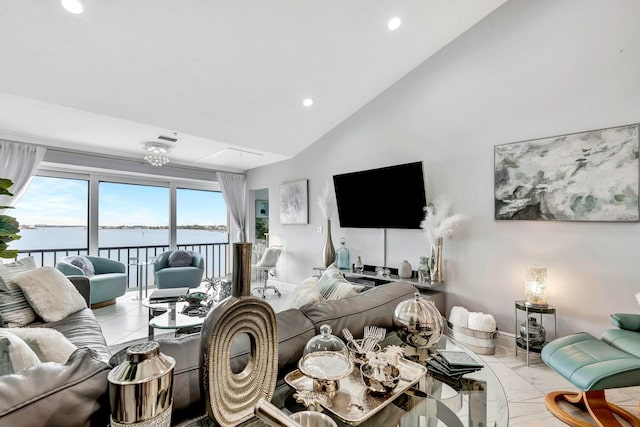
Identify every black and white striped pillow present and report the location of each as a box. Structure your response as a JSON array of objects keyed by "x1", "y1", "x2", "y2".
[{"x1": 0, "y1": 257, "x2": 38, "y2": 327}]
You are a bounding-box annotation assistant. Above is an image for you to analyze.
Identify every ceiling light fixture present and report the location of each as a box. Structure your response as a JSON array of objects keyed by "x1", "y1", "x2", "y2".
[
  {"x1": 302, "y1": 97, "x2": 314, "y2": 107},
  {"x1": 61, "y1": 0, "x2": 84, "y2": 15},
  {"x1": 143, "y1": 142, "x2": 171, "y2": 167},
  {"x1": 388, "y1": 16, "x2": 402, "y2": 31}
]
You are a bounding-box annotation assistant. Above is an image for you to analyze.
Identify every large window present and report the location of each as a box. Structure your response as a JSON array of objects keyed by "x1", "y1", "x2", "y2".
[
  {"x1": 99, "y1": 182, "x2": 170, "y2": 248},
  {"x1": 11, "y1": 176, "x2": 89, "y2": 251}
]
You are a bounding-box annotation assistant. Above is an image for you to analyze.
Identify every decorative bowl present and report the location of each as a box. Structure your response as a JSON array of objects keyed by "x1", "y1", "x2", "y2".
[
  {"x1": 360, "y1": 363, "x2": 400, "y2": 394},
  {"x1": 346, "y1": 339, "x2": 380, "y2": 366}
]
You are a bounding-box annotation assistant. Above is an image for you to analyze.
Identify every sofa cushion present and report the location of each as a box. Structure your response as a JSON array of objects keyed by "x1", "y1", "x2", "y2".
[
  {"x1": 13, "y1": 267, "x2": 87, "y2": 322},
  {"x1": 317, "y1": 263, "x2": 364, "y2": 300},
  {"x1": 0, "y1": 329, "x2": 40, "y2": 375},
  {"x1": 168, "y1": 250, "x2": 194, "y2": 267},
  {"x1": 0, "y1": 256, "x2": 38, "y2": 327},
  {"x1": 300, "y1": 281, "x2": 416, "y2": 338},
  {"x1": 32, "y1": 308, "x2": 111, "y2": 363},
  {"x1": 6, "y1": 327, "x2": 77, "y2": 363},
  {"x1": 285, "y1": 276, "x2": 322, "y2": 310},
  {"x1": 0, "y1": 348, "x2": 111, "y2": 427},
  {"x1": 66, "y1": 255, "x2": 95, "y2": 277}
]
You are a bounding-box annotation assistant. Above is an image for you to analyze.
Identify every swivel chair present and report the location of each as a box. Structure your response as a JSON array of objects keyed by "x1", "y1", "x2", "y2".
[{"x1": 252, "y1": 245, "x2": 282, "y2": 298}]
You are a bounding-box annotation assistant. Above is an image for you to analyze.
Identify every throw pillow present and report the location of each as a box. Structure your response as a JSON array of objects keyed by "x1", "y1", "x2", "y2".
[
  {"x1": 0, "y1": 257, "x2": 38, "y2": 327},
  {"x1": 168, "y1": 250, "x2": 194, "y2": 267},
  {"x1": 285, "y1": 277, "x2": 322, "y2": 309},
  {"x1": 0, "y1": 329, "x2": 41, "y2": 375},
  {"x1": 66, "y1": 255, "x2": 95, "y2": 277},
  {"x1": 318, "y1": 264, "x2": 364, "y2": 301},
  {"x1": 6, "y1": 327, "x2": 77, "y2": 363},
  {"x1": 12, "y1": 267, "x2": 87, "y2": 322}
]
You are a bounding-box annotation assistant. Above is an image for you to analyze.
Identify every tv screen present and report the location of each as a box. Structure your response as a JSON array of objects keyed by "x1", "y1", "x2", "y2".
[{"x1": 333, "y1": 161, "x2": 427, "y2": 229}]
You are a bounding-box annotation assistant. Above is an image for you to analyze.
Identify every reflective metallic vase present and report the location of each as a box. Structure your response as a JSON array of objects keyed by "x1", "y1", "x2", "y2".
[
  {"x1": 108, "y1": 341, "x2": 175, "y2": 427},
  {"x1": 393, "y1": 291, "x2": 443, "y2": 349},
  {"x1": 519, "y1": 316, "x2": 546, "y2": 346}
]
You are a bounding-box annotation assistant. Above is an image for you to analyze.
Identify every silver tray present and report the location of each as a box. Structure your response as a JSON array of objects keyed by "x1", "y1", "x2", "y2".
[{"x1": 284, "y1": 358, "x2": 427, "y2": 425}]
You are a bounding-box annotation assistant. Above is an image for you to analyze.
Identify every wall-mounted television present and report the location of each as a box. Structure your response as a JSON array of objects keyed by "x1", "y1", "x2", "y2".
[{"x1": 332, "y1": 161, "x2": 426, "y2": 229}]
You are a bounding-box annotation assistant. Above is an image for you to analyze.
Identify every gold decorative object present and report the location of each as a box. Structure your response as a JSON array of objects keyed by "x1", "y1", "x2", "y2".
[
  {"x1": 200, "y1": 243, "x2": 278, "y2": 427},
  {"x1": 524, "y1": 266, "x2": 548, "y2": 306},
  {"x1": 108, "y1": 341, "x2": 175, "y2": 427}
]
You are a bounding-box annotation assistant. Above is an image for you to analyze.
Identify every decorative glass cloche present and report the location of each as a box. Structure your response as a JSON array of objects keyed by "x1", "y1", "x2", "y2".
[
  {"x1": 298, "y1": 324, "x2": 353, "y2": 393},
  {"x1": 393, "y1": 291, "x2": 444, "y2": 349}
]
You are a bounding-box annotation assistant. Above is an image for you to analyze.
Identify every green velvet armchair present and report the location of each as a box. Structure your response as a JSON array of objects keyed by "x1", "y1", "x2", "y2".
[
  {"x1": 154, "y1": 250, "x2": 205, "y2": 289},
  {"x1": 541, "y1": 312, "x2": 640, "y2": 427},
  {"x1": 55, "y1": 256, "x2": 127, "y2": 307}
]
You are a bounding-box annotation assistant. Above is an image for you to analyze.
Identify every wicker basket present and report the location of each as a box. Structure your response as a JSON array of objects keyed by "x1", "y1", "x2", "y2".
[{"x1": 447, "y1": 320, "x2": 498, "y2": 355}]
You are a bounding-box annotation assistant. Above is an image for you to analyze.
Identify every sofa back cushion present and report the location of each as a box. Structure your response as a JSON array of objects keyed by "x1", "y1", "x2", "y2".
[
  {"x1": 300, "y1": 281, "x2": 416, "y2": 339},
  {"x1": 0, "y1": 256, "x2": 38, "y2": 327}
]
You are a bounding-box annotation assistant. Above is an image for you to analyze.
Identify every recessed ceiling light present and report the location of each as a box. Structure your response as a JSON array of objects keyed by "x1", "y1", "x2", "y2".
[
  {"x1": 388, "y1": 16, "x2": 402, "y2": 31},
  {"x1": 61, "y1": 0, "x2": 84, "y2": 15},
  {"x1": 302, "y1": 97, "x2": 314, "y2": 107}
]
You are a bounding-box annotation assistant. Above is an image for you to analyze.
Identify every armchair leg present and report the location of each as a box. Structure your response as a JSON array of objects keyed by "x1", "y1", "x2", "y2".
[{"x1": 545, "y1": 390, "x2": 640, "y2": 427}]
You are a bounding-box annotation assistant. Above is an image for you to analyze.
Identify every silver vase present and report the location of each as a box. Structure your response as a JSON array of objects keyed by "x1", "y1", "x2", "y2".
[
  {"x1": 200, "y1": 242, "x2": 278, "y2": 427},
  {"x1": 429, "y1": 237, "x2": 443, "y2": 284},
  {"x1": 323, "y1": 219, "x2": 336, "y2": 267}
]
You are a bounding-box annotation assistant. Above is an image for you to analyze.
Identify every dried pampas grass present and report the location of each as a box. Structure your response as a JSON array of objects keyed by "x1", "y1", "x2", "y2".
[{"x1": 421, "y1": 195, "x2": 468, "y2": 242}]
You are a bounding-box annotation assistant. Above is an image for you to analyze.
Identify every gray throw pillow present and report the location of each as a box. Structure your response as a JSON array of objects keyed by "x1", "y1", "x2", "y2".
[
  {"x1": 0, "y1": 257, "x2": 38, "y2": 327},
  {"x1": 168, "y1": 250, "x2": 194, "y2": 267},
  {"x1": 66, "y1": 256, "x2": 95, "y2": 277}
]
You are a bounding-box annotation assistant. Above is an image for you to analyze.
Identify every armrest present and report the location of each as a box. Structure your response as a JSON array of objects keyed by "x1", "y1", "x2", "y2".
[
  {"x1": 68, "y1": 275, "x2": 91, "y2": 306},
  {"x1": 87, "y1": 256, "x2": 126, "y2": 274},
  {"x1": 55, "y1": 261, "x2": 84, "y2": 276},
  {"x1": 610, "y1": 313, "x2": 640, "y2": 332}
]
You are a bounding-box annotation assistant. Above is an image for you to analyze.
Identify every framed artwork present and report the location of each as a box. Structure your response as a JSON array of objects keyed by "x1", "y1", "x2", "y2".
[
  {"x1": 280, "y1": 179, "x2": 308, "y2": 224},
  {"x1": 256, "y1": 200, "x2": 269, "y2": 218},
  {"x1": 494, "y1": 123, "x2": 639, "y2": 221}
]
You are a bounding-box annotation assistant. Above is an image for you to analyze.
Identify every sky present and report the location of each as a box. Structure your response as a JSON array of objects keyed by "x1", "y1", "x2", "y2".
[{"x1": 12, "y1": 176, "x2": 227, "y2": 226}]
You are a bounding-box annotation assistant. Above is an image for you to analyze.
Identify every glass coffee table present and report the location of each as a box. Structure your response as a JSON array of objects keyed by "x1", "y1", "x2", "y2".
[
  {"x1": 142, "y1": 298, "x2": 207, "y2": 339},
  {"x1": 182, "y1": 334, "x2": 508, "y2": 426}
]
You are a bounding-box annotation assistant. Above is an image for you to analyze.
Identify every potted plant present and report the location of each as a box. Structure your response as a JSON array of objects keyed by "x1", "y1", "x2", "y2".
[{"x1": 0, "y1": 178, "x2": 21, "y2": 259}]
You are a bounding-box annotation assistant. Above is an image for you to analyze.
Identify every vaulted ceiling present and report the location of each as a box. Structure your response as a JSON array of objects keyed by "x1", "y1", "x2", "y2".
[{"x1": 0, "y1": 1, "x2": 507, "y2": 172}]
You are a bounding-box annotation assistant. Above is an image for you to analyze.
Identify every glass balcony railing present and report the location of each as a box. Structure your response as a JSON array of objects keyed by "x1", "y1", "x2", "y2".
[{"x1": 16, "y1": 242, "x2": 229, "y2": 290}]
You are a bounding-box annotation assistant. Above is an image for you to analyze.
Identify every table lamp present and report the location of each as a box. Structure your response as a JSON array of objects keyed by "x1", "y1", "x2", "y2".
[{"x1": 524, "y1": 266, "x2": 548, "y2": 307}]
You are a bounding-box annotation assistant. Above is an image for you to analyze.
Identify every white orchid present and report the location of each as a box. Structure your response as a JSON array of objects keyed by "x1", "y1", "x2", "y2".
[
  {"x1": 317, "y1": 181, "x2": 335, "y2": 220},
  {"x1": 420, "y1": 196, "x2": 468, "y2": 242}
]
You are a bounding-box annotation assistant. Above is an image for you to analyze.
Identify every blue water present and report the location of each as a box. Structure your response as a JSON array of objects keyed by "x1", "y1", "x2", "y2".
[{"x1": 13, "y1": 227, "x2": 227, "y2": 250}]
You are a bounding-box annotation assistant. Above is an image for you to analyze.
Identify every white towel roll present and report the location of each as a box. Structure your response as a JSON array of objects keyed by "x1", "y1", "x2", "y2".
[{"x1": 449, "y1": 306, "x2": 469, "y2": 328}]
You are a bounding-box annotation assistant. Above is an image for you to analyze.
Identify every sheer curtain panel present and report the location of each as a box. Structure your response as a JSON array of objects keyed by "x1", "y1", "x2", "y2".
[
  {"x1": 0, "y1": 141, "x2": 46, "y2": 213},
  {"x1": 217, "y1": 172, "x2": 247, "y2": 242}
]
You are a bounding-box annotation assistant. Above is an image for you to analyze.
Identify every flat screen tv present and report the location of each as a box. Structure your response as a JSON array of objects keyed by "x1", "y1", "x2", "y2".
[{"x1": 333, "y1": 161, "x2": 426, "y2": 229}]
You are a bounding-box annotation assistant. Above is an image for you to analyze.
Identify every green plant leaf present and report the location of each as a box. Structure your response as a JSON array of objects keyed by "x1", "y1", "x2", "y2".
[
  {"x1": 0, "y1": 249, "x2": 18, "y2": 259},
  {"x1": 0, "y1": 206, "x2": 14, "y2": 210},
  {"x1": 0, "y1": 178, "x2": 13, "y2": 197}
]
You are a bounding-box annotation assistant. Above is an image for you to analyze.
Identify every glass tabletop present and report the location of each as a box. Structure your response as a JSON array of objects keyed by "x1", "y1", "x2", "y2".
[
  {"x1": 181, "y1": 334, "x2": 508, "y2": 427},
  {"x1": 149, "y1": 309, "x2": 206, "y2": 330}
]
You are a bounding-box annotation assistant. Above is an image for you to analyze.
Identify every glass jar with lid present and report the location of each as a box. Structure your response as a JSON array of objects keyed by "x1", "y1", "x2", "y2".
[{"x1": 298, "y1": 324, "x2": 353, "y2": 394}]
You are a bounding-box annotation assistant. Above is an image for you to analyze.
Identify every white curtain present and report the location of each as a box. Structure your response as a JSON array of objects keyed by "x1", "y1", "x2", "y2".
[
  {"x1": 0, "y1": 141, "x2": 46, "y2": 213},
  {"x1": 217, "y1": 172, "x2": 247, "y2": 242}
]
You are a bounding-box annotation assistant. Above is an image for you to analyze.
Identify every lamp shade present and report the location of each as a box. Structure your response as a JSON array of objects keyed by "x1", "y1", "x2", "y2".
[{"x1": 524, "y1": 266, "x2": 547, "y2": 306}]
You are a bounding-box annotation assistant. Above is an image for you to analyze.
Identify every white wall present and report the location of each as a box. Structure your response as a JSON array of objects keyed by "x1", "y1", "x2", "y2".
[{"x1": 246, "y1": 0, "x2": 640, "y2": 337}]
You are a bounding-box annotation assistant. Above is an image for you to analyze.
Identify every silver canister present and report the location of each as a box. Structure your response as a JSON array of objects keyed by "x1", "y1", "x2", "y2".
[{"x1": 108, "y1": 341, "x2": 176, "y2": 427}]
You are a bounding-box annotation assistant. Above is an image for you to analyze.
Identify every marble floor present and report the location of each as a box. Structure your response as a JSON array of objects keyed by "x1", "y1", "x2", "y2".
[{"x1": 93, "y1": 282, "x2": 640, "y2": 426}]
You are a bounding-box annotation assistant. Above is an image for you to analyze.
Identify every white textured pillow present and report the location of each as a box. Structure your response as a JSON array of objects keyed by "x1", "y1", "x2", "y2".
[
  {"x1": 0, "y1": 329, "x2": 40, "y2": 375},
  {"x1": 6, "y1": 327, "x2": 77, "y2": 363},
  {"x1": 286, "y1": 277, "x2": 322, "y2": 309},
  {"x1": 0, "y1": 256, "x2": 38, "y2": 327},
  {"x1": 318, "y1": 264, "x2": 364, "y2": 300},
  {"x1": 12, "y1": 267, "x2": 87, "y2": 322}
]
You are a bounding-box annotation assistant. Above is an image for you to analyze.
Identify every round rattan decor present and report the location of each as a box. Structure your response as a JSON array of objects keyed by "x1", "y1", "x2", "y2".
[{"x1": 199, "y1": 295, "x2": 278, "y2": 427}]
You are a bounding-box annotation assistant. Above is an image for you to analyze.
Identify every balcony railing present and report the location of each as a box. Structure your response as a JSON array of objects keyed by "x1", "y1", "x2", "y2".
[{"x1": 17, "y1": 242, "x2": 229, "y2": 289}]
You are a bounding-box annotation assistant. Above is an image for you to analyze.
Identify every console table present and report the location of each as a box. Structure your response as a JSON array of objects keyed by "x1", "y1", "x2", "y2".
[{"x1": 313, "y1": 264, "x2": 446, "y2": 314}]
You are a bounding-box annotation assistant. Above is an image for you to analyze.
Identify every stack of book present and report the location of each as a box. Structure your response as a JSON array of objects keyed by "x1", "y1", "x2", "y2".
[
  {"x1": 148, "y1": 287, "x2": 190, "y2": 303},
  {"x1": 426, "y1": 350, "x2": 484, "y2": 380}
]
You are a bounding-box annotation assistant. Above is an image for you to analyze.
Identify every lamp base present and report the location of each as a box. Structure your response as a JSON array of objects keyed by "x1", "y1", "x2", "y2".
[{"x1": 524, "y1": 301, "x2": 549, "y2": 308}]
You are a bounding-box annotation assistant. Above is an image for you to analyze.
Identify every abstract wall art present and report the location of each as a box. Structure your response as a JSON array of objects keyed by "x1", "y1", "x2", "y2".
[
  {"x1": 280, "y1": 179, "x2": 308, "y2": 224},
  {"x1": 495, "y1": 123, "x2": 639, "y2": 221}
]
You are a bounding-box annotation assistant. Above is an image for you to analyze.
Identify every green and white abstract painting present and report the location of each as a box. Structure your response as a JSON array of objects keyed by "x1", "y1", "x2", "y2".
[{"x1": 495, "y1": 123, "x2": 639, "y2": 221}]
